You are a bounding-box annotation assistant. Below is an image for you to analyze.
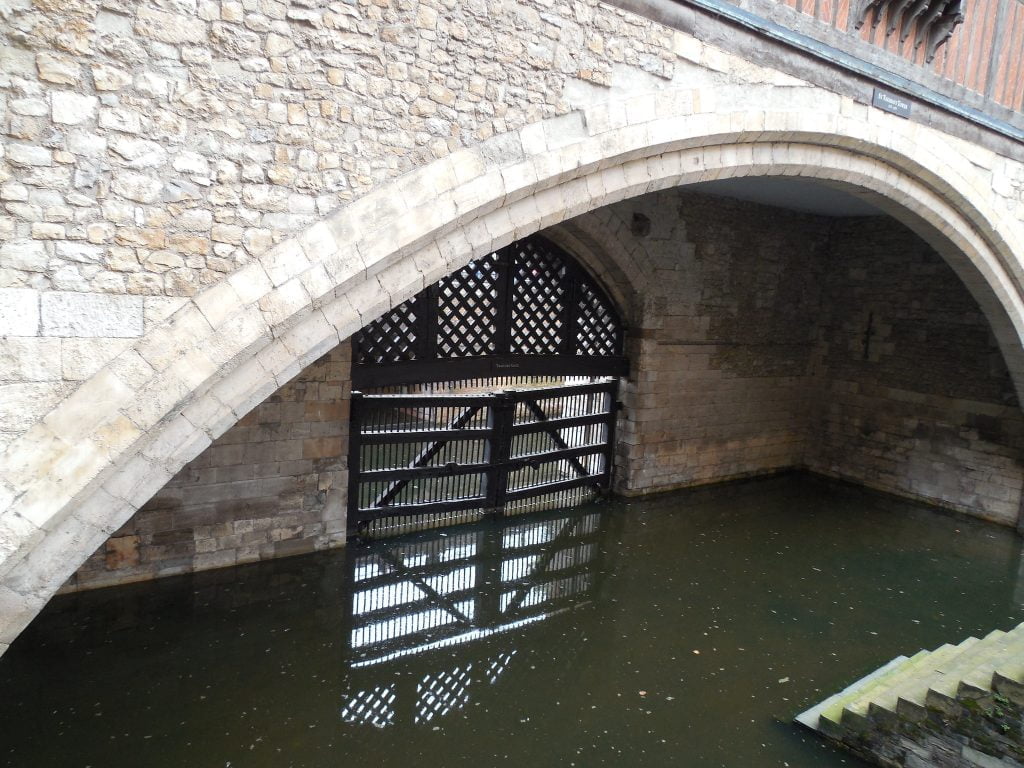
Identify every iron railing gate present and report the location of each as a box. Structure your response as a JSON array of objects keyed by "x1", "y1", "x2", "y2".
[{"x1": 348, "y1": 379, "x2": 618, "y2": 537}]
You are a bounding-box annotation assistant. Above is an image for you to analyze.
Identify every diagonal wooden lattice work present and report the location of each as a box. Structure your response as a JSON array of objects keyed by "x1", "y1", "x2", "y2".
[{"x1": 352, "y1": 235, "x2": 627, "y2": 388}]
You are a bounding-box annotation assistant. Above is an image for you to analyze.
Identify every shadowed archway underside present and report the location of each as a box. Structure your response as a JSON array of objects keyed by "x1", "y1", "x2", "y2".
[{"x1": 1, "y1": 86, "x2": 1023, "y2": 656}]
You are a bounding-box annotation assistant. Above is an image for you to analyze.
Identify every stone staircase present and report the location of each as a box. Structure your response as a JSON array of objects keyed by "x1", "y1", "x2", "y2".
[{"x1": 796, "y1": 623, "x2": 1024, "y2": 767}]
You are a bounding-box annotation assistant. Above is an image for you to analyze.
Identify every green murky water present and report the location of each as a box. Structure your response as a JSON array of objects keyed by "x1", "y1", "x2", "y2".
[{"x1": 3, "y1": 474, "x2": 1023, "y2": 768}]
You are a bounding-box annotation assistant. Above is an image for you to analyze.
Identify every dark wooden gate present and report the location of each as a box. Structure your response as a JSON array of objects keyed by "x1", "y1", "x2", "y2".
[
  {"x1": 348, "y1": 234, "x2": 626, "y2": 538},
  {"x1": 348, "y1": 380, "x2": 618, "y2": 537}
]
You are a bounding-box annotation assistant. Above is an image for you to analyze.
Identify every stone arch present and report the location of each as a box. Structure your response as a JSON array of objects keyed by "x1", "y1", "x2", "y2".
[{"x1": 2, "y1": 85, "x2": 1023, "y2": 654}]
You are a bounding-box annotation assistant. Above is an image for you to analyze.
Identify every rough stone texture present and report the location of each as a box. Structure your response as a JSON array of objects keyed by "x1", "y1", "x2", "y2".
[
  {"x1": 809, "y1": 220, "x2": 1024, "y2": 525},
  {"x1": 64, "y1": 191, "x2": 1023, "y2": 588},
  {"x1": 564, "y1": 190, "x2": 1023, "y2": 523},
  {"x1": 583, "y1": 191, "x2": 827, "y2": 492},
  {"x1": 64, "y1": 344, "x2": 350, "y2": 591},
  {"x1": 0, "y1": 0, "x2": 1022, "y2": 656},
  {"x1": 811, "y1": 654, "x2": 1024, "y2": 768},
  {"x1": 40, "y1": 291, "x2": 143, "y2": 337}
]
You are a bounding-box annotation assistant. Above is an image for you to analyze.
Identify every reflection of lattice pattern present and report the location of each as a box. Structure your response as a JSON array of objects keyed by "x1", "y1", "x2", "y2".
[
  {"x1": 355, "y1": 299, "x2": 419, "y2": 364},
  {"x1": 437, "y1": 253, "x2": 501, "y2": 357},
  {"x1": 486, "y1": 651, "x2": 516, "y2": 684},
  {"x1": 576, "y1": 281, "x2": 619, "y2": 356},
  {"x1": 415, "y1": 664, "x2": 473, "y2": 724},
  {"x1": 341, "y1": 684, "x2": 396, "y2": 728},
  {"x1": 511, "y1": 243, "x2": 566, "y2": 354},
  {"x1": 520, "y1": 573, "x2": 592, "y2": 609}
]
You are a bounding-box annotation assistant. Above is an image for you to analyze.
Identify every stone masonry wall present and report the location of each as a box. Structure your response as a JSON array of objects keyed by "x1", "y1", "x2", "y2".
[
  {"x1": 61, "y1": 192, "x2": 1024, "y2": 589},
  {"x1": 567, "y1": 190, "x2": 832, "y2": 493},
  {"x1": 0, "y1": 0, "x2": 682, "y2": 453},
  {"x1": 566, "y1": 192, "x2": 1024, "y2": 521},
  {"x1": 808, "y1": 218, "x2": 1024, "y2": 525},
  {"x1": 62, "y1": 343, "x2": 350, "y2": 591}
]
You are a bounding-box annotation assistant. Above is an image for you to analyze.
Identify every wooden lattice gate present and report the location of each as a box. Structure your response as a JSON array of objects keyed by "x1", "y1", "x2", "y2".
[{"x1": 348, "y1": 234, "x2": 627, "y2": 537}]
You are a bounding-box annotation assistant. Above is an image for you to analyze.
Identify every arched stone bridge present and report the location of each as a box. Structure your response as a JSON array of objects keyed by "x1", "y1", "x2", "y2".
[{"x1": 1, "y1": 0, "x2": 1023, "y2": 655}]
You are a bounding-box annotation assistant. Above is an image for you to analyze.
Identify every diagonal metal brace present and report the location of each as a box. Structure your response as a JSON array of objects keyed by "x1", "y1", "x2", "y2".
[
  {"x1": 377, "y1": 548, "x2": 475, "y2": 626},
  {"x1": 373, "y1": 405, "x2": 481, "y2": 507},
  {"x1": 523, "y1": 398, "x2": 596, "y2": 482}
]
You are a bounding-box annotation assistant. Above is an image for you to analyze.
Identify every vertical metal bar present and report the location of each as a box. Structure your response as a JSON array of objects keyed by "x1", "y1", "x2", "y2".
[
  {"x1": 562, "y1": 262, "x2": 579, "y2": 357},
  {"x1": 494, "y1": 246, "x2": 514, "y2": 356},
  {"x1": 423, "y1": 283, "x2": 439, "y2": 361},
  {"x1": 604, "y1": 380, "x2": 620, "y2": 490},
  {"x1": 347, "y1": 391, "x2": 364, "y2": 538},
  {"x1": 485, "y1": 392, "x2": 515, "y2": 517}
]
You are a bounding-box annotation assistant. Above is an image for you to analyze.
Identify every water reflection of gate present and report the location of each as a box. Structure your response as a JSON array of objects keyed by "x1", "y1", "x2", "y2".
[{"x1": 340, "y1": 507, "x2": 610, "y2": 728}]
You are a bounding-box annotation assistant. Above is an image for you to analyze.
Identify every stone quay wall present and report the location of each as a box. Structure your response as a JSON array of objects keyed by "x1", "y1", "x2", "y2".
[
  {"x1": 564, "y1": 190, "x2": 1024, "y2": 524},
  {"x1": 64, "y1": 189, "x2": 1024, "y2": 589},
  {"x1": 64, "y1": 344, "x2": 350, "y2": 592},
  {"x1": 0, "y1": 0, "x2": 680, "y2": 452},
  {"x1": 2, "y1": 0, "x2": 1024, "y2": 648}
]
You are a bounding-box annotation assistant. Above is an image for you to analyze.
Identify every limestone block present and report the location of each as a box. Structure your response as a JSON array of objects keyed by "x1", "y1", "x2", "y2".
[
  {"x1": 36, "y1": 53, "x2": 80, "y2": 86},
  {"x1": 298, "y1": 222, "x2": 337, "y2": 263},
  {"x1": 257, "y1": 277, "x2": 310, "y2": 329},
  {"x1": 40, "y1": 368, "x2": 134, "y2": 448},
  {"x1": 109, "y1": 136, "x2": 168, "y2": 168},
  {"x1": 0, "y1": 182, "x2": 28, "y2": 202},
  {"x1": 134, "y1": 304, "x2": 214, "y2": 374},
  {"x1": 61, "y1": 337, "x2": 133, "y2": 381},
  {"x1": 0, "y1": 288, "x2": 40, "y2": 336},
  {"x1": 111, "y1": 171, "x2": 164, "y2": 203},
  {"x1": 299, "y1": 264, "x2": 335, "y2": 305},
  {"x1": 104, "y1": 453, "x2": 175, "y2": 510},
  {"x1": 91, "y1": 64, "x2": 132, "y2": 91},
  {"x1": 261, "y1": 240, "x2": 310, "y2": 287},
  {"x1": 135, "y1": 7, "x2": 208, "y2": 44},
  {"x1": 54, "y1": 242, "x2": 102, "y2": 264},
  {"x1": 6, "y1": 144, "x2": 51, "y2": 167},
  {"x1": 40, "y1": 292, "x2": 143, "y2": 338},
  {"x1": 51, "y1": 92, "x2": 98, "y2": 125},
  {"x1": 143, "y1": 297, "x2": 189, "y2": 328},
  {"x1": 99, "y1": 107, "x2": 143, "y2": 135},
  {"x1": 0, "y1": 383, "x2": 71, "y2": 433},
  {"x1": 0, "y1": 239, "x2": 47, "y2": 272},
  {"x1": 142, "y1": 413, "x2": 212, "y2": 474},
  {"x1": 203, "y1": 307, "x2": 269, "y2": 368},
  {"x1": 193, "y1": 280, "x2": 245, "y2": 329},
  {"x1": 227, "y1": 262, "x2": 274, "y2": 305},
  {"x1": 0, "y1": 338, "x2": 62, "y2": 382},
  {"x1": 173, "y1": 151, "x2": 211, "y2": 176},
  {"x1": 182, "y1": 390, "x2": 236, "y2": 442},
  {"x1": 264, "y1": 32, "x2": 296, "y2": 55},
  {"x1": 278, "y1": 310, "x2": 341, "y2": 370},
  {"x1": 66, "y1": 131, "x2": 107, "y2": 158}
]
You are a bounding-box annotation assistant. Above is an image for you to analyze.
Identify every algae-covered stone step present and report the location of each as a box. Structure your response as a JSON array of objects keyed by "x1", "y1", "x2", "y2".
[
  {"x1": 959, "y1": 630, "x2": 1024, "y2": 690},
  {"x1": 929, "y1": 631, "x2": 1014, "y2": 699},
  {"x1": 847, "y1": 638, "x2": 981, "y2": 721},
  {"x1": 970, "y1": 628, "x2": 1024, "y2": 688},
  {"x1": 824, "y1": 653, "x2": 924, "y2": 721},
  {"x1": 862, "y1": 642, "x2": 969, "y2": 716},
  {"x1": 843, "y1": 647, "x2": 941, "y2": 716},
  {"x1": 795, "y1": 654, "x2": 910, "y2": 733},
  {"x1": 992, "y1": 671, "x2": 1024, "y2": 707}
]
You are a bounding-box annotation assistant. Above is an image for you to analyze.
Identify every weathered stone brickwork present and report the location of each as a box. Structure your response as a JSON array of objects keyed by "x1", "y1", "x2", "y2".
[
  {"x1": 63, "y1": 344, "x2": 350, "y2": 591},
  {"x1": 0, "y1": 0, "x2": 679, "y2": 450},
  {"x1": 809, "y1": 219, "x2": 1024, "y2": 525},
  {"x1": 564, "y1": 191, "x2": 830, "y2": 492},
  {"x1": 562, "y1": 191, "x2": 1024, "y2": 522},
  {"x1": 3, "y1": 0, "x2": 1024, "y2": 653},
  {"x1": 73, "y1": 189, "x2": 1024, "y2": 589}
]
